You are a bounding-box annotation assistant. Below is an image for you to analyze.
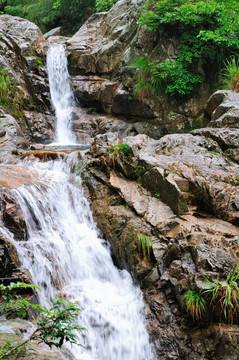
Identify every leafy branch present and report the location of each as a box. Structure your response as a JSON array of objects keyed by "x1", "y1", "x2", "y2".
[{"x1": 0, "y1": 282, "x2": 85, "y2": 359}]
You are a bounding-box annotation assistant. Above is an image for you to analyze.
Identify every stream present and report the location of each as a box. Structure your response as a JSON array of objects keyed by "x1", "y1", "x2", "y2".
[{"x1": 0, "y1": 43, "x2": 154, "y2": 360}]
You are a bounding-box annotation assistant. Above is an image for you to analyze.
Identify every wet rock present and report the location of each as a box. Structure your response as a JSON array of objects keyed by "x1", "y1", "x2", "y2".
[
  {"x1": 23, "y1": 111, "x2": 55, "y2": 143},
  {"x1": 0, "y1": 189, "x2": 28, "y2": 241},
  {"x1": 0, "y1": 230, "x2": 32, "y2": 284}
]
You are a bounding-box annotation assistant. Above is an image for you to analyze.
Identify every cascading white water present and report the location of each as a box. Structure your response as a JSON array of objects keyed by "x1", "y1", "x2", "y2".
[
  {"x1": 1, "y1": 160, "x2": 154, "y2": 360},
  {"x1": 47, "y1": 44, "x2": 77, "y2": 145}
]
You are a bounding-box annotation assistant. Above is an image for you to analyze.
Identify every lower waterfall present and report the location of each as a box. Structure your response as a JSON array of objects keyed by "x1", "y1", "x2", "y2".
[{"x1": 0, "y1": 159, "x2": 154, "y2": 360}]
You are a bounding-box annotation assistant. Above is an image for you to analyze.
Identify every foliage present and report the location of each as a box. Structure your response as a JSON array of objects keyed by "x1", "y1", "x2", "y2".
[
  {"x1": 136, "y1": 0, "x2": 239, "y2": 98},
  {"x1": 95, "y1": 0, "x2": 118, "y2": 12},
  {"x1": 133, "y1": 57, "x2": 201, "y2": 99},
  {"x1": 1, "y1": 0, "x2": 95, "y2": 34},
  {"x1": 0, "y1": 337, "x2": 35, "y2": 358},
  {"x1": 202, "y1": 264, "x2": 239, "y2": 324},
  {"x1": 0, "y1": 66, "x2": 24, "y2": 115},
  {"x1": 220, "y1": 56, "x2": 239, "y2": 92},
  {"x1": 137, "y1": 234, "x2": 153, "y2": 258},
  {"x1": 109, "y1": 143, "x2": 131, "y2": 157},
  {"x1": 183, "y1": 289, "x2": 207, "y2": 320},
  {"x1": 0, "y1": 282, "x2": 84, "y2": 359},
  {"x1": 0, "y1": 66, "x2": 12, "y2": 105}
]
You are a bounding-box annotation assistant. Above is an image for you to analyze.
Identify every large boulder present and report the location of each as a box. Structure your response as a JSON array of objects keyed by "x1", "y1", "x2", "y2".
[
  {"x1": 67, "y1": 0, "x2": 144, "y2": 76},
  {"x1": 0, "y1": 15, "x2": 44, "y2": 55}
]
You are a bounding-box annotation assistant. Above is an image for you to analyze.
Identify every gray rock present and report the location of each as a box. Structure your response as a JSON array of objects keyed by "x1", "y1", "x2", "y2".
[{"x1": 44, "y1": 26, "x2": 62, "y2": 40}]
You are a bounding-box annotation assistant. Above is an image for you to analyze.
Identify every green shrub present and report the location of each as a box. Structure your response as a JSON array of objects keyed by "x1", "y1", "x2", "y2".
[
  {"x1": 133, "y1": 57, "x2": 201, "y2": 99},
  {"x1": 0, "y1": 282, "x2": 85, "y2": 359},
  {"x1": 136, "y1": 0, "x2": 239, "y2": 98}
]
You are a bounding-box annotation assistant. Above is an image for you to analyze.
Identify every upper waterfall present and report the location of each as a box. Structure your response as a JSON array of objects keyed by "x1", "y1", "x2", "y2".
[{"x1": 47, "y1": 43, "x2": 77, "y2": 145}]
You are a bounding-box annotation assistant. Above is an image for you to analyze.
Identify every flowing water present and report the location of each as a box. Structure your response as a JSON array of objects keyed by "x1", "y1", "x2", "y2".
[
  {"x1": 0, "y1": 42, "x2": 155, "y2": 359},
  {"x1": 0, "y1": 160, "x2": 154, "y2": 360},
  {"x1": 47, "y1": 43, "x2": 77, "y2": 145}
]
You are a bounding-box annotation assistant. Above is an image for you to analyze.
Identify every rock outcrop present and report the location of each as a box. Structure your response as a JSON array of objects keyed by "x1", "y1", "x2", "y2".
[
  {"x1": 83, "y1": 90, "x2": 239, "y2": 359},
  {"x1": 67, "y1": 0, "x2": 211, "y2": 136},
  {"x1": 0, "y1": 15, "x2": 55, "y2": 146}
]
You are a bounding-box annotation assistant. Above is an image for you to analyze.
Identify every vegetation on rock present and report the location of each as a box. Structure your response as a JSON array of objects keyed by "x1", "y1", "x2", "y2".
[
  {"x1": 220, "y1": 56, "x2": 239, "y2": 92},
  {"x1": 0, "y1": 282, "x2": 84, "y2": 359},
  {"x1": 137, "y1": 233, "x2": 153, "y2": 259},
  {"x1": 135, "y1": 0, "x2": 239, "y2": 98},
  {"x1": 183, "y1": 290, "x2": 207, "y2": 320},
  {"x1": 95, "y1": 0, "x2": 118, "y2": 12},
  {"x1": 0, "y1": 66, "x2": 24, "y2": 117},
  {"x1": 183, "y1": 264, "x2": 239, "y2": 325}
]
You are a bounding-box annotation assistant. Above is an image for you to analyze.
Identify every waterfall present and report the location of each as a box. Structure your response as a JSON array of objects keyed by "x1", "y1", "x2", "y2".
[
  {"x1": 47, "y1": 43, "x2": 77, "y2": 145},
  {"x1": 0, "y1": 160, "x2": 154, "y2": 360}
]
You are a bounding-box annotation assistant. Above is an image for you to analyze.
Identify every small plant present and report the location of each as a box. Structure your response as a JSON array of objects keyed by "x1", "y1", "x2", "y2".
[
  {"x1": 220, "y1": 56, "x2": 239, "y2": 92},
  {"x1": 155, "y1": 193, "x2": 161, "y2": 198},
  {"x1": 0, "y1": 282, "x2": 85, "y2": 359},
  {"x1": 109, "y1": 143, "x2": 130, "y2": 157},
  {"x1": 137, "y1": 234, "x2": 153, "y2": 259},
  {"x1": 202, "y1": 263, "x2": 239, "y2": 324},
  {"x1": 95, "y1": 0, "x2": 118, "y2": 12},
  {"x1": 183, "y1": 289, "x2": 207, "y2": 320},
  {"x1": 0, "y1": 337, "x2": 35, "y2": 358}
]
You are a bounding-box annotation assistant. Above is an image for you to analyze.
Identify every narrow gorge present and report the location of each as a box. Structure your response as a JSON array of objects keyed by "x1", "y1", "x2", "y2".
[{"x1": 0, "y1": 0, "x2": 239, "y2": 359}]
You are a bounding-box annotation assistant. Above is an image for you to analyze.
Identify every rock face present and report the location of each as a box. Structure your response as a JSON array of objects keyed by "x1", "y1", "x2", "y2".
[
  {"x1": 0, "y1": 15, "x2": 55, "y2": 146},
  {"x1": 67, "y1": 0, "x2": 144, "y2": 76},
  {"x1": 67, "y1": 0, "x2": 211, "y2": 136},
  {"x1": 83, "y1": 89, "x2": 239, "y2": 359}
]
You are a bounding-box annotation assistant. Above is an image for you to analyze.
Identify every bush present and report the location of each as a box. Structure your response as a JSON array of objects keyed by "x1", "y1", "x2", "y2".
[
  {"x1": 136, "y1": 0, "x2": 239, "y2": 98},
  {"x1": 133, "y1": 57, "x2": 201, "y2": 99},
  {"x1": 0, "y1": 282, "x2": 84, "y2": 359}
]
